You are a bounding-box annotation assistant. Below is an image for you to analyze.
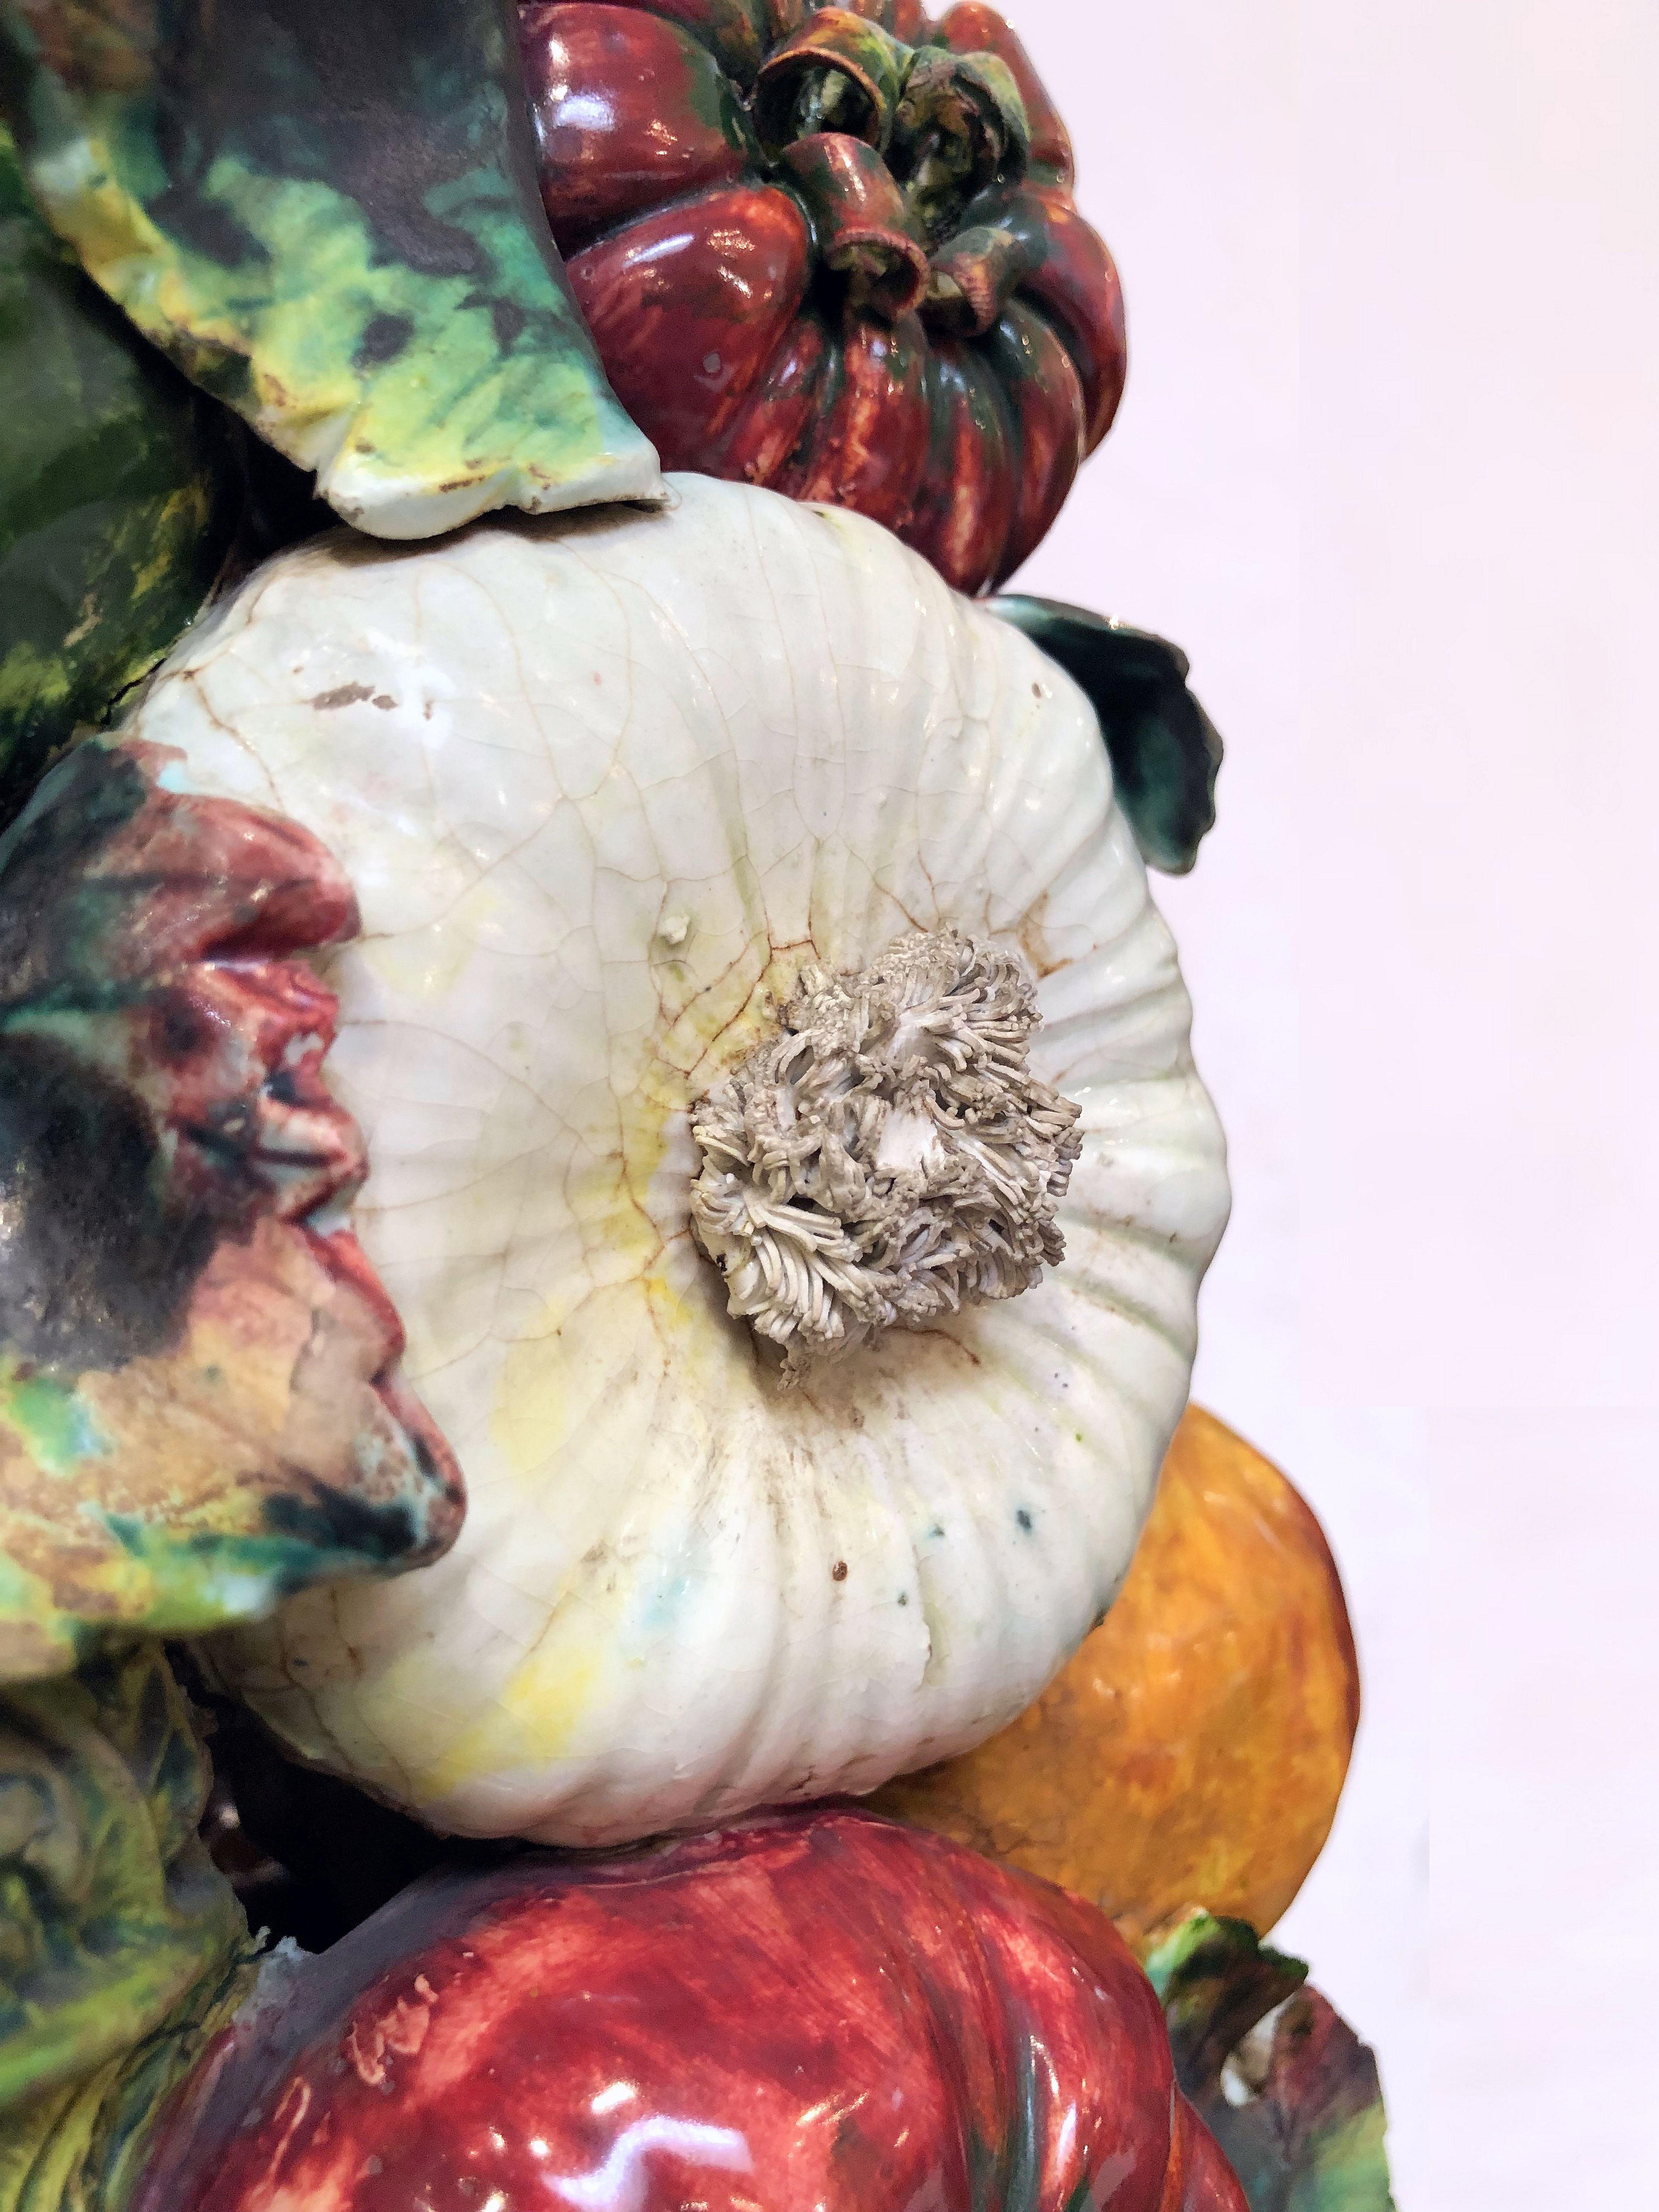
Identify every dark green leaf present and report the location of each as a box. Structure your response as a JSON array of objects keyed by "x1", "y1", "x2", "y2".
[
  {"x1": 1144, "y1": 1912, "x2": 1397, "y2": 2212},
  {"x1": 988, "y1": 594, "x2": 1222, "y2": 873},
  {"x1": 0, "y1": 125, "x2": 238, "y2": 827},
  {"x1": 0, "y1": 1643, "x2": 251, "y2": 2116}
]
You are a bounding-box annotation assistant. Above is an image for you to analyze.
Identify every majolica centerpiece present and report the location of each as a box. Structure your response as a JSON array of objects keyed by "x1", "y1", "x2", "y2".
[{"x1": 1, "y1": 4, "x2": 1395, "y2": 2208}]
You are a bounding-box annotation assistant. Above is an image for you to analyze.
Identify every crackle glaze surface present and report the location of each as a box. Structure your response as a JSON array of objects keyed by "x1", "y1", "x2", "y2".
[
  {"x1": 873, "y1": 1405, "x2": 1361, "y2": 1945},
  {"x1": 136, "y1": 473, "x2": 1228, "y2": 1843}
]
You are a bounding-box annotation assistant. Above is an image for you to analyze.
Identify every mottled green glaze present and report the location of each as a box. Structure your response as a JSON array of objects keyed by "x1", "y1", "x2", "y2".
[
  {"x1": 0, "y1": 126, "x2": 236, "y2": 827},
  {"x1": 0, "y1": 1947, "x2": 251, "y2": 2212},
  {"x1": 0, "y1": 1646, "x2": 254, "y2": 2161},
  {"x1": 1144, "y1": 1912, "x2": 1396, "y2": 2212},
  {"x1": 0, "y1": 0, "x2": 661, "y2": 539},
  {"x1": 989, "y1": 595, "x2": 1222, "y2": 874}
]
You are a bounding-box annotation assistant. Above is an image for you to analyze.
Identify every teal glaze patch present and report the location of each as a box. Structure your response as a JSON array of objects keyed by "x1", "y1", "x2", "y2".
[{"x1": 988, "y1": 595, "x2": 1222, "y2": 875}]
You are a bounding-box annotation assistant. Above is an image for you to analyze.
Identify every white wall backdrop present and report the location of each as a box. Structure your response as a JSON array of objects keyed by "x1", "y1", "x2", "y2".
[{"x1": 1001, "y1": 3, "x2": 1659, "y2": 2203}]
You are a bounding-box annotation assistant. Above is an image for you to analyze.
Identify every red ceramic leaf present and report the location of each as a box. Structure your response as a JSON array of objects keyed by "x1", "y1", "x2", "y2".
[
  {"x1": 521, "y1": 0, "x2": 1127, "y2": 588},
  {"x1": 134, "y1": 1808, "x2": 1246, "y2": 2212},
  {"x1": 0, "y1": 737, "x2": 464, "y2": 1677}
]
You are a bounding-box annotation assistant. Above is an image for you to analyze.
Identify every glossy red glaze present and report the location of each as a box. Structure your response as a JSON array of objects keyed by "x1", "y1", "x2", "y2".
[
  {"x1": 1007, "y1": 183, "x2": 1128, "y2": 451},
  {"x1": 984, "y1": 299, "x2": 1086, "y2": 575},
  {"x1": 904, "y1": 337, "x2": 1017, "y2": 588},
  {"x1": 709, "y1": 308, "x2": 834, "y2": 480},
  {"x1": 522, "y1": 7, "x2": 754, "y2": 250},
  {"x1": 519, "y1": 0, "x2": 1126, "y2": 591},
  {"x1": 794, "y1": 310, "x2": 930, "y2": 525},
  {"x1": 776, "y1": 132, "x2": 930, "y2": 316},
  {"x1": 569, "y1": 183, "x2": 811, "y2": 460},
  {"x1": 138, "y1": 1809, "x2": 1245, "y2": 2212}
]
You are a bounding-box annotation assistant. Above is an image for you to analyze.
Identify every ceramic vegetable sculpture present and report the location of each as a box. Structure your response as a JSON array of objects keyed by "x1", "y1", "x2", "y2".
[
  {"x1": 0, "y1": 3, "x2": 1404, "y2": 2204},
  {"x1": 131, "y1": 1808, "x2": 1247, "y2": 2212},
  {"x1": 103, "y1": 472, "x2": 1228, "y2": 1844},
  {"x1": 874, "y1": 1405, "x2": 1361, "y2": 1945},
  {"x1": 521, "y1": 0, "x2": 1125, "y2": 591}
]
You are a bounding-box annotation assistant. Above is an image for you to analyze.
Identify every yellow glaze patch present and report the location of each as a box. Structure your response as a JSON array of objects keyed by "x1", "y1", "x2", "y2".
[{"x1": 414, "y1": 1636, "x2": 602, "y2": 1804}]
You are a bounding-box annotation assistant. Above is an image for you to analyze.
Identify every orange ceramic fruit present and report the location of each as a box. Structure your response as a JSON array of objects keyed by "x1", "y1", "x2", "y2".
[{"x1": 871, "y1": 1405, "x2": 1360, "y2": 1945}]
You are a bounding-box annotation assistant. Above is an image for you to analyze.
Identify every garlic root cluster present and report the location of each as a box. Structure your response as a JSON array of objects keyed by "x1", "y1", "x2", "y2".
[{"x1": 691, "y1": 929, "x2": 1081, "y2": 1378}]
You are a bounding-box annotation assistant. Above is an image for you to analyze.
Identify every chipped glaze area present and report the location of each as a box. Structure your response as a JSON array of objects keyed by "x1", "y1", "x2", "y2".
[
  {"x1": 139, "y1": 473, "x2": 1229, "y2": 1844},
  {"x1": 130, "y1": 1808, "x2": 1248, "y2": 2212}
]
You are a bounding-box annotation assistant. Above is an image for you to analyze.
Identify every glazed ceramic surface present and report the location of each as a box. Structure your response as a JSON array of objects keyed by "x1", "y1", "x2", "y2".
[
  {"x1": 0, "y1": 0, "x2": 661, "y2": 537},
  {"x1": 875, "y1": 1404, "x2": 1360, "y2": 1944},
  {"x1": 132, "y1": 1807, "x2": 1246, "y2": 2212},
  {"x1": 0, "y1": 1645, "x2": 255, "y2": 2212},
  {"x1": 0, "y1": 740, "x2": 463, "y2": 1683},
  {"x1": 987, "y1": 598, "x2": 1222, "y2": 875},
  {"x1": 121, "y1": 473, "x2": 1228, "y2": 1844},
  {"x1": 0, "y1": 128, "x2": 239, "y2": 823},
  {"x1": 1146, "y1": 1914, "x2": 1396, "y2": 2211},
  {"x1": 521, "y1": 0, "x2": 1124, "y2": 591}
]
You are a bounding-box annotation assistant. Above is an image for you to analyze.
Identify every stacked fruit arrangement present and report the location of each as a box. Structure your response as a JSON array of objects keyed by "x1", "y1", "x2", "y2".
[{"x1": 1, "y1": 5, "x2": 1393, "y2": 2207}]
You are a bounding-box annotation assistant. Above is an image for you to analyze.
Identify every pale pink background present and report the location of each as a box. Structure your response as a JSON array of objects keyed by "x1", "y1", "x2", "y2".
[{"x1": 1001, "y1": 1, "x2": 1659, "y2": 2201}]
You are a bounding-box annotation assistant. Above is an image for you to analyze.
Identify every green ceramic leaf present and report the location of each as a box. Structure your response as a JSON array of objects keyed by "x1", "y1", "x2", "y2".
[
  {"x1": 1143, "y1": 1912, "x2": 1397, "y2": 2212},
  {"x1": 0, "y1": 1642, "x2": 257, "y2": 2212},
  {"x1": 0, "y1": 0, "x2": 662, "y2": 540},
  {"x1": 988, "y1": 595, "x2": 1222, "y2": 874},
  {"x1": 0, "y1": 124, "x2": 238, "y2": 827}
]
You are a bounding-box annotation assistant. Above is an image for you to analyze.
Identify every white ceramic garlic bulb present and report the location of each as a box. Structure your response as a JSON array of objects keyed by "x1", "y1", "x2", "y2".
[{"x1": 140, "y1": 474, "x2": 1228, "y2": 1846}]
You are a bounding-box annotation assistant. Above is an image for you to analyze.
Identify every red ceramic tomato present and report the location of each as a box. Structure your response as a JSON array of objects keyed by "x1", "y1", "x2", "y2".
[
  {"x1": 136, "y1": 1808, "x2": 1243, "y2": 2211},
  {"x1": 519, "y1": 1, "x2": 1126, "y2": 593}
]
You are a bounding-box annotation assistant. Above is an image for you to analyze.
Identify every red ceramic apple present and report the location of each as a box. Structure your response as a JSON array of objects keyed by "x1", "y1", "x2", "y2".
[
  {"x1": 519, "y1": 1, "x2": 1126, "y2": 593},
  {"x1": 135, "y1": 1807, "x2": 1244, "y2": 2211}
]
